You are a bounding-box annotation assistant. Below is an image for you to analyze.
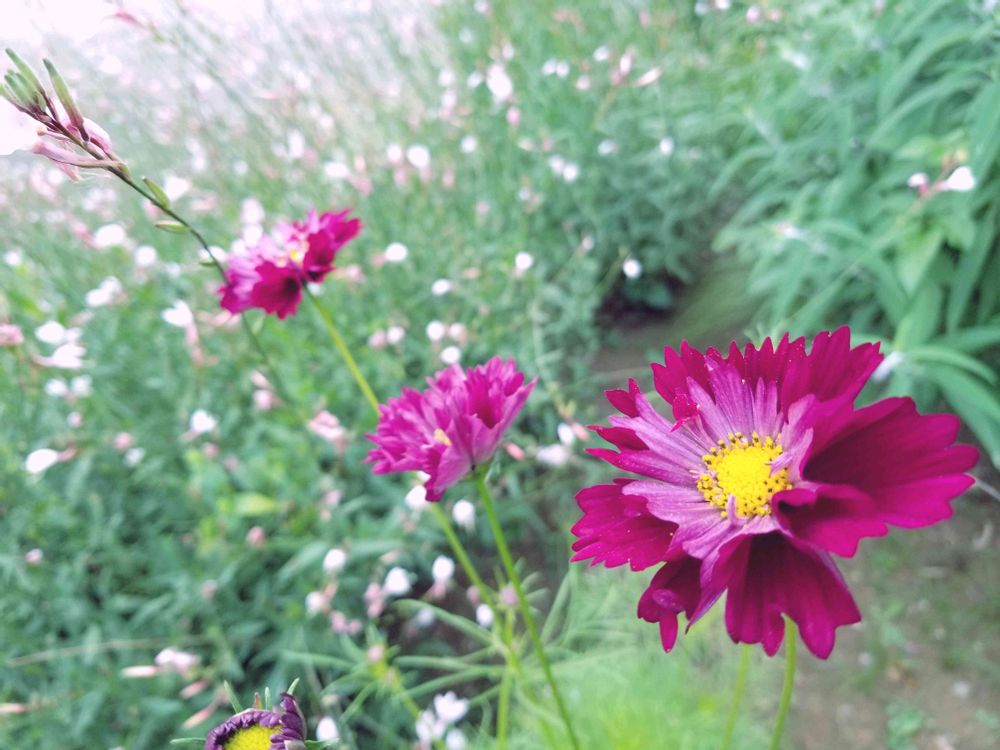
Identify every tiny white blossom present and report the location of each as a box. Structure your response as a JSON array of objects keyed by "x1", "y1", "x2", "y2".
[
  {"x1": 70, "y1": 375, "x2": 91, "y2": 398},
  {"x1": 189, "y1": 409, "x2": 217, "y2": 435},
  {"x1": 35, "y1": 321, "x2": 68, "y2": 345},
  {"x1": 305, "y1": 591, "x2": 327, "y2": 615},
  {"x1": 598, "y1": 140, "x2": 618, "y2": 156},
  {"x1": 426, "y1": 320, "x2": 446, "y2": 342},
  {"x1": 133, "y1": 245, "x2": 158, "y2": 268},
  {"x1": 316, "y1": 717, "x2": 340, "y2": 742},
  {"x1": 486, "y1": 64, "x2": 514, "y2": 102},
  {"x1": 440, "y1": 345, "x2": 462, "y2": 365},
  {"x1": 537, "y1": 444, "x2": 570, "y2": 467},
  {"x1": 124, "y1": 447, "x2": 145, "y2": 467},
  {"x1": 85, "y1": 277, "x2": 123, "y2": 308},
  {"x1": 383, "y1": 567, "x2": 412, "y2": 597},
  {"x1": 433, "y1": 692, "x2": 468, "y2": 725},
  {"x1": 557, "y1": 422, "x2": 576, "y2": 446},
  {"x1": 452, "y1": 499, "x2": 476, "y2": 530},
  {"x1": 623, "y1": 257, "x2": 643, "y2": 279},
  {"x1": 386, "y1": 325, "x2": 406, "y2": 344},
  {"x1": 431, "y1": 555, "x2": 455, "y2": 584},
  {"x1": 405, "y1": 484, "x2": 429, "y2": 512},
  {"x1": 562, "y1": 162, "x2": 580, "y2": 182},
  {"x1": 45, "y1": 379, "x2": 69, "y2": 398},
  {"x1": 93, "y1": 223, "x2": 127, "y2": 248},
  {"x1": 658, "y1": 137, "x2": 675, "y2": 156},
  {"x1": 460, "y1": 135, "x2": 478, "y2": 154},
  {"x1": 162, "y1": 301, "x2": 194, "y2": 328},
  {"x1": 406, "y1": 144, "x2": 431, "y2": 170},
  {"x1": 514, "y1": 252, "x2": 534, "y2": 272},
  {"x1": 942, "y1": 166, "x2": 975, "y2": 192},
  {"x1": 25, "y1": 448, "x2": 62, "y2": 475},
  {"x1": 385, "y1": 242, "x2": 409, "y2": 263},
  {"x1": 323, "y1": 547, "x2": 347, "y2": 574},
  {"x1": 431, "y1": 279, "x2": 453, "y2": 296},
  {"x1": 475, "y1": 603, "x2": 494, "y2": 628}
]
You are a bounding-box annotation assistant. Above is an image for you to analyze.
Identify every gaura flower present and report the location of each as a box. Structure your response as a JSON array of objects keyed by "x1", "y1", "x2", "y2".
[
  {"x1": 204, "y1": 692, "x2": 306, "y2": 750},
  {"x1": 574, "y1": 328, "x2": 978, "y2": 658},
  {"x1": 219, "y1": 208, "x2": 361, "y2": 319},
  {"x1": 366, "y1": 357, "x2": 536, "y2": 500}
]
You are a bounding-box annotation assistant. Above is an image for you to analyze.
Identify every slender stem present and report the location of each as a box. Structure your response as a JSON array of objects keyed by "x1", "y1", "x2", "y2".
[
  {"x1": 496, "y1": 610, "x2": 515, "y2": 750},
  {"x1": 97, "y1": 165, "x2": 295, "y2": 407},
  {"x1": 474, "y1": 473, "x2": 580, "y2": 750},
  {"x1": 768, "y1": 620, "x2": 798, "y2": 750},
  {"x1": 720, "y1": 645, "x2": 751, "y2": 750},
  {"x1": 387, "y1": 670, "x2": 445, "y2": 750},
  {"x1": 304, "y1": 287, "x2": 380, "y2": 416},
  {"x1": 303, "y1": 291, "x2": 496, "y2": 620},
  {"x1": 429, "y1": 503, "x2": 495, "y2": 610}
]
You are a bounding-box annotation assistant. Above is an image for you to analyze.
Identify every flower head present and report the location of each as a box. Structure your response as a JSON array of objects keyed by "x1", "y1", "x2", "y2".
[
  {"x1": 366, "y1": 357, "x2": 536, "y2": 500},
  {"x1": 219, "y1": 208, "x2": 361, "y2": 319},
  {"x1": 204, "y1": 692, "x2": 306, "y2": 750},
  {"x1": 575, "y1": 328, "x2": 977, "y2": 658}
]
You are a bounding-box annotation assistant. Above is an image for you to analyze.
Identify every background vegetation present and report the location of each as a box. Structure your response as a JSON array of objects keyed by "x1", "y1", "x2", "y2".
[{"x1": 0, "y1": 1, "x2": 997, "y2": 748}]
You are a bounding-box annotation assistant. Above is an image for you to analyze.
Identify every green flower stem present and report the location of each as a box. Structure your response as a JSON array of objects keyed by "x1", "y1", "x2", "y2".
[
  {"x1": 386, "y1": 670, "x2": 445, "y2": 750},
  {"x1": 474, "y1": 473, "x2": 580, "y2": 750},
  {"x1": 768, "y1": 620, "x2": 798, "y2": 750},
  {"x1": 304, "y1": 287, "x2": 380, "y2": 417},
  {"x1": 496, "y1": 610, "x2": 515, "y2": 750},
  {"x1": 720, "y1": 645, "x2": 751, "y2": 750},
  {"x1": 429, "y1": 503, "x2": 495, "y2": 610},
  {"x1": 90, "y1": 158, "x2": 295, "y2": 408},
  {"x1": 303, "y1": 308, "x2": 495, "y2": 611}
]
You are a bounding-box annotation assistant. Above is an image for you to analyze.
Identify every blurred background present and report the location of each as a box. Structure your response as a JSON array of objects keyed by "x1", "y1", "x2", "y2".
[{"x1": 1, "y1": 1, "x2": 998, "y2": 748}]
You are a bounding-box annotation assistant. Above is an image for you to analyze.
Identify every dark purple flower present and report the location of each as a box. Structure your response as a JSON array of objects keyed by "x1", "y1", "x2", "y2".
[
  {"x1": 204, "y1": 692, "x2": 306, "y2": 750},
  {"x1": 575, "y1": 328, "x2": 978, "y2": 658}
]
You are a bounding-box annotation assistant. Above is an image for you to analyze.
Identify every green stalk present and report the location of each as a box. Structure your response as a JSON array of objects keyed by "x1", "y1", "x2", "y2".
[
  {"x1": 474, "y1": 473, "x2": 580, "y2": 750},
  {"x1": 429, "y1": 503, "x2": 495, "y2": 610},
  {"x1": 768, "y1": 621, "x2": 798, "y2": 750},
  {"x1": 303, "y1": 287, "x2": 380, "y2": 416},
  {"x1": 719, "y1": 645, "x2": 751, "y2": 750}
]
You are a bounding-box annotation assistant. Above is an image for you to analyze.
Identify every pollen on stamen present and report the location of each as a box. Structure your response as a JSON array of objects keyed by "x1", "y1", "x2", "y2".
[{"x1": 696, "y1": 432, "x2": 792, "y2": 518}]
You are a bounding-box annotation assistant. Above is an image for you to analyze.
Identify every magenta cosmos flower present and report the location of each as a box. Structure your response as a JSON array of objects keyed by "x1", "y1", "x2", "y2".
[
  {"x1": 366, "y1": 357, "x2": 536, "y2": 500},
  {"x1": 219, "y1": 208, "x2": 361, "y2": 319},
  {"x1": 573, "y1": 328, "x2": 978, "y2": 658},
  {"x1": 204, "y1": 692, "x2": 306, "y2": 750}
]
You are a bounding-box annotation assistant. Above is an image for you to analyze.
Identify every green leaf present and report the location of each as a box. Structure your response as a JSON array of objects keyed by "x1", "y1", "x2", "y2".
[
  {"x1": 142, "y1": 176, "x2": 171, "y2": 208},
  {"x1": 43, "y1": 58, "x2": 82, "y2": 128},
  {"x1": 223, "y1": 681, "x2": 243, "y2": 713},
  {"x1": 234, "y1": 492, "x2": 280, "y2": 516},
  {"x1": 5, "y1": 49, "x2": 46, "y2": 106},
  {"x1": 154, "y1": 221, "x2": 189, "y2": 233},
  {"x1": 907, "y1": 345, "x2": 997, "y2": 384}
]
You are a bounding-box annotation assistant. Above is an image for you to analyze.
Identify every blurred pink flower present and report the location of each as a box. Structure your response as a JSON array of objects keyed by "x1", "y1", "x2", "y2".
[
  {"x1": 367, "y1": 357, "x2": 535, "y2": 500},
  {"x1": 218, "y1": 208, "x2": 361, "y2": 319},
  {"x1": 0, "y1": 323, "x2": 23, "y2": 346}
]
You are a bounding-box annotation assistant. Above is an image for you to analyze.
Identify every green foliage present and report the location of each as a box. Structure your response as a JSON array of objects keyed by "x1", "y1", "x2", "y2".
[{"x1": 0, "y1": 1, "x2": 996, "y2": 748}]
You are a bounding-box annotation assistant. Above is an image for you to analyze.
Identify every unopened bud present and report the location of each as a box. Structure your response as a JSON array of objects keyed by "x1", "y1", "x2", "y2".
[{"x1": 43, "y1": 59, "x2": 84, "y2": 132}]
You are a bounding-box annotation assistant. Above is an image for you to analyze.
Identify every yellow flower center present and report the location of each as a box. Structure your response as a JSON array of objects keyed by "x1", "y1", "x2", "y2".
[
  {"x1": 224, "y1": 724, "x2": 279, "y2": 750},
  {"x1": 433, "y1": 428, "x2": 452, "y2": 446},
  {"x1": 696, "y1": 432, "x2": 791, "y2": 518}
]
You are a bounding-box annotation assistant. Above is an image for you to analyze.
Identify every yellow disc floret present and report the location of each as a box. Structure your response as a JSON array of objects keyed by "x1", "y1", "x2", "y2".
[
  {"x1": 696, "y1": 432, "x2": 792, "y2": 518},
  {"x1": 224, "y1": 724, "x2": 280, "y2": 750}
]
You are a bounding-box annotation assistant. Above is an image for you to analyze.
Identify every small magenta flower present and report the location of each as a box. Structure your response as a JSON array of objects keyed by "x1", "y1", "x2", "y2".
[
  {"x1": 219, "y1": 208, "x2": 361, "y2": 319},
  {"x1": 204, "y1": 692, "x2": 306, "y2": 750},
  {"x1": 366, "y1": 357, "x2": 536, "y2": 500},
  {"x1": 574, "y1": 328, "x2": 978, "y2": 658}
]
